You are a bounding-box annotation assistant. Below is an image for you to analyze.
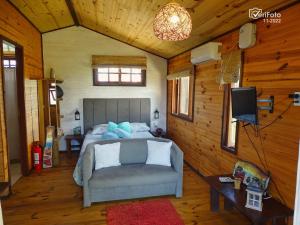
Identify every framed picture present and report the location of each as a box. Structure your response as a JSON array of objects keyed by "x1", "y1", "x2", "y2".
[{"x1": 233, "y1": 160, "x2": 270, "y2": 191}]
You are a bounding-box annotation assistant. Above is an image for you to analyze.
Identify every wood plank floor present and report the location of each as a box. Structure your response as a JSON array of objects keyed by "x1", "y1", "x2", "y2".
[{"x1": 1, "y1": 153, "x2": 250, "y2": 225}]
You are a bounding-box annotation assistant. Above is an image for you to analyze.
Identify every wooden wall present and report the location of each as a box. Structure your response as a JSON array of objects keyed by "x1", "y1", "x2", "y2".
[
  {"x1": 167, "y1": 3, "x2": 300, "y2": 210},
  {"x1": 0, "y1": 0, "x2": 43, "y2": 180}
]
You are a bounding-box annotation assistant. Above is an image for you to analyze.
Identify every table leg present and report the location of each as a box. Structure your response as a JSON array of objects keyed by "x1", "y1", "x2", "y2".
[
  {"x1": 272, "y1": 217, "x2": 287, "y2": 225},
  {"x1": 210, "y1": 187, "x2": 219, "y2": 212},
  {"x1": 66, "y1": 139, "x2": 71, "y2": 157},
  {"x1": 224, "y1": 198, "x2": 234, "y2": 210}
]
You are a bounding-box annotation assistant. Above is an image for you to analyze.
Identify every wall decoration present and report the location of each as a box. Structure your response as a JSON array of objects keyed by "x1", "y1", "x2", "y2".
[{"x1": 232, "y1": 160, "x2": 270, "y2": 191}]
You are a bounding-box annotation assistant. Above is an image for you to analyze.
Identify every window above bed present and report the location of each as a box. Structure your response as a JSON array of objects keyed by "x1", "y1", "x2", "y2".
[{"x1": 92, "y1": 55, "x2": 147, "y2": 87}]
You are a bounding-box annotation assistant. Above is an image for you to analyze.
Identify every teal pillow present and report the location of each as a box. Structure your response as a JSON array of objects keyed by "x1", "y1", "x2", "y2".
[
  {"x1": 113, "y1": 128, "x2": 131, "y2": 138},
  {"x1": 102, "y1": 131, "x2": 119, "y2": 140},
  {"x1": 118, "y1": 122, "x2": 132, "y2": 133},
  {"x1": 107, "y1": 121, "x2": 118, "y2": 132}
]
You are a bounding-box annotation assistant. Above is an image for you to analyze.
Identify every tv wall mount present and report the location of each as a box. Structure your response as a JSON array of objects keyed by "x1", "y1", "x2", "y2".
[{"x1": 257, "y1": 96, "x2": 274, "y2": 113}]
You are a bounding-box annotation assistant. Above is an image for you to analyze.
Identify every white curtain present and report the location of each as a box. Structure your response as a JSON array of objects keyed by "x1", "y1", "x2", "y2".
[{"x1": 294, "y1": 140, "x2": 300, "y2": 224}]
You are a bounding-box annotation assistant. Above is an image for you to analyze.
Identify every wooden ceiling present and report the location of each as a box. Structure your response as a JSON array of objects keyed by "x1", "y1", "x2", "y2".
[{"x1": 9, "y1": 0, "x2": 297, "y2": 58}]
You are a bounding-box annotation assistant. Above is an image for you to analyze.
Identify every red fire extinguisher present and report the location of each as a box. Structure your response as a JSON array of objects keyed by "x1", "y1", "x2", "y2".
[{"x1": 32, "y1": 141, "x2": 43, "y2": 172}]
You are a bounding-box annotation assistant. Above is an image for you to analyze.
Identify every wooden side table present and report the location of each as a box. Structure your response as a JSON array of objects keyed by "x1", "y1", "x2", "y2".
[
  {"x1": 65, "y1": 135, "x2": 84, "y2": 156},
  {"x1": 205, "y1": 175, "x2": 293, "y2": 225}
]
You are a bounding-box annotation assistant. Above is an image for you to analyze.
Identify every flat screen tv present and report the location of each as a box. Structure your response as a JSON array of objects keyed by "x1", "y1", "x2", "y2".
[{"x1": 231, "y1": 87, "x2": 258, "y2": 125}]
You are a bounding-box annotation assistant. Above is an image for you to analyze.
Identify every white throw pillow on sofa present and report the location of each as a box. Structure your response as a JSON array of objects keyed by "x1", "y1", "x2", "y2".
[
  {"x1": 146, "y1": 140, "x2": 172, "y2": 166},
  {"x1": 94, "y1": 142, "x2": 121, "y2": 170}
]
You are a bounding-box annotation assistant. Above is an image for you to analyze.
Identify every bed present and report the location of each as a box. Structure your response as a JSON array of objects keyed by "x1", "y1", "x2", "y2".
[{"x1": 73, "y1": 98, "x2": 154, "y2": 185}]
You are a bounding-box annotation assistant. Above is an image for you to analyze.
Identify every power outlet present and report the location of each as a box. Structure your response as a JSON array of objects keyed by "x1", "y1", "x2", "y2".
[{"x1": 294, "y1": 92, "x2": 300, "y2": 106}]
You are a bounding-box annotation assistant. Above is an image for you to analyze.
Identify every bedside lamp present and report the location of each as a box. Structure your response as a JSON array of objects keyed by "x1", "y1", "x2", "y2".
[
  {"x1": 75, "y1": 110, "x2": 80, "y2": 120},
  {"x1": 154, "y1": 109, "x2": 159, "y2": 119}
]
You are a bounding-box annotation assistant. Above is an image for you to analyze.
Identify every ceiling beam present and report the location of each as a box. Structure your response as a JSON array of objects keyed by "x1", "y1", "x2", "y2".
[
  {"x1": 65, "y1": 0, "x2": 79, "y2": 26},
  {"x1": 42, "y1": 25, "x2": 75, "y2": 34}
]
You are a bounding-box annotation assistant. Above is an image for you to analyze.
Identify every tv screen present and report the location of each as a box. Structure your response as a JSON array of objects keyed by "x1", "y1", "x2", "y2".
[{"x1": 231, "y1": 87, "x2": 258, "y2": 125}]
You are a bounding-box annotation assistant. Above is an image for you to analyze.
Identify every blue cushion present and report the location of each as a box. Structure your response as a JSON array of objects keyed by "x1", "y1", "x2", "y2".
[
  {"x1": 118, "y1": 122, "x2": 132, "y2": 133},
  {"x1": 113, "y1": 128, "x2": 131, "y2": 138},
  {"x1": 107, "y1": 122, "x2": 118, "y2": 132},
  {"x1": 102, "y1": 132, "x2": 119, "y2": 140}
]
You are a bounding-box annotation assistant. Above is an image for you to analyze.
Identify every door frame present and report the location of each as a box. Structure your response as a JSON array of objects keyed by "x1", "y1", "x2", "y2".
[{"x1": 0, "y1": 35, "x2": 29, "y2": 178}]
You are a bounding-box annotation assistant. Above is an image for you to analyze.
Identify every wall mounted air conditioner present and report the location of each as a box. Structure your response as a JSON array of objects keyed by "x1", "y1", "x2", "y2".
[{"x1": 191, "y1": 42, "x2": 222, "y2": 64}]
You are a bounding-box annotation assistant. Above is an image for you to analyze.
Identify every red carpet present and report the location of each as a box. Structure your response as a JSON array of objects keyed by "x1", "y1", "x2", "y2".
[{"x1": 107, "y1": 199, "x2": 184, "y2": 225}]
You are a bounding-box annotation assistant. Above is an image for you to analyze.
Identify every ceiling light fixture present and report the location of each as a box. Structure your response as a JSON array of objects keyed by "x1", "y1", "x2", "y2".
[{"x1": 153, "y1": 2, "x2": 192, "y2": 41}]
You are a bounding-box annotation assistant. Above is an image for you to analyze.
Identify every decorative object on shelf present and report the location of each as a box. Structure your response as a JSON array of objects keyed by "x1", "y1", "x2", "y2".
[
  {"x1": 56, "y1": 85, "x2": 64, "y2": 99},
  {"x1": 156, "y1": 128, "x2": 163, "y2": 136},
  {"x1": 73, "y1": 126, "x2": 81, "y2": 135},
  {"x1": 234, "y1": 177, "x2": 242, "y2": 190},
  {"x1": 150, "y1": 128, "x2": 166, "y2": 138},
  {"x1": 232, "y1": 160, "x2": 270, "y2": 191},
  {"x1": 153, "y1": 2, "x2": 192, "y2": 41},
  {"x1": 154, "y1": 109, "x2": 159, "y2": 119},
  {"x1": 75, "y1": 109, "x2": 80, "y2": 120},
  {"x1": 43, "y1": 126, "x2": 55, "y2": 169},
  {"x1": 245, "y1": 181, "x2": 264, "y2": 211}
]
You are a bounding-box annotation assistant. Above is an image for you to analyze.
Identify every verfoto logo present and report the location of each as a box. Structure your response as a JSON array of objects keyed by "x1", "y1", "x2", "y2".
[{"x1": 249, "y1": 7, "x2": 262, "y2": 19}]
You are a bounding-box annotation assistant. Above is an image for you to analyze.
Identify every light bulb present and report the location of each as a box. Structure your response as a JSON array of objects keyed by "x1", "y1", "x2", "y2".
[{"x1": 169, "y1": 14, "x2": 180, "y2": 24}]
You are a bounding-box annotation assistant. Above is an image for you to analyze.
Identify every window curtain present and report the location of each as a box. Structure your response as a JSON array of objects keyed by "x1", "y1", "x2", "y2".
[
  {"x1": 92, "y1": 55, "x2": 147, "y2": 69},
  {"x1": 166, "y1": 67, "x2": 193, "y2": 80},
  {"x1": 217, "y1": 49, "x2": 242, "y2": 84}
]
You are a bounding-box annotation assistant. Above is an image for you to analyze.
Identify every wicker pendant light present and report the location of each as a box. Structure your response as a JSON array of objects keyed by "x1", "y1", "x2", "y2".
[{"x1": 153, "y1": 2, "x2": 192, "y2": 41}]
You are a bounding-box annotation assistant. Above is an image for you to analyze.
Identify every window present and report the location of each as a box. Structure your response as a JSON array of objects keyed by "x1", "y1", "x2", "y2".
[
  {"x1": 3, "y1": 59, "x2": 16, "y2": 68},
  {"x1": 170, "y1": 69, "x2": 194, "y2": 121},
  {"x1": 221, "y1": 82, "x2": 240, "y2": 153},
  {"x1": 93, "y1": 66, "x2": 146, "y2": 86}
]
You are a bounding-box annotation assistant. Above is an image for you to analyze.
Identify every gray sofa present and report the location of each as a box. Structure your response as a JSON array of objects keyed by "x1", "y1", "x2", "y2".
[{"x1": 82, "y1": 138, "x2": 183, "y2": 207}]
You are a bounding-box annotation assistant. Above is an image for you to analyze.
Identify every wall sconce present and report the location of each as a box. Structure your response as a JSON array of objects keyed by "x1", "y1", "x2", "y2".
[
  {"x1": 154, "y1": 109, "x2": 159, "y2": 119},
  {"x1": 75, "y1": 109, "x2": 80, "y2": 120}
]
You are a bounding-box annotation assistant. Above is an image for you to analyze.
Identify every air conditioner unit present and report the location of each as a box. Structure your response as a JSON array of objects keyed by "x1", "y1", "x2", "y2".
[{"x1": 191, "y1": 42, "x2": 222, "y2": 64}]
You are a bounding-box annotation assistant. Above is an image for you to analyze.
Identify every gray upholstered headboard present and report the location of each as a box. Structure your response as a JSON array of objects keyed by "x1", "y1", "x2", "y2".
[{"x1": 83, "y1": 98, "x2": 150, "y2": 133}]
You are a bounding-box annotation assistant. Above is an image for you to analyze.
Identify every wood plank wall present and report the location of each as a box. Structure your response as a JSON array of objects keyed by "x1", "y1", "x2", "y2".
[
  {"x1": 0, "y1": 44, "x2": 8, "y2": 182},
  {"x1": 0, "y1": 0, "x2": 43, "y2": 180},
  {"x1": 167, "y1": 3, "x2": 300, "y2": 210}
]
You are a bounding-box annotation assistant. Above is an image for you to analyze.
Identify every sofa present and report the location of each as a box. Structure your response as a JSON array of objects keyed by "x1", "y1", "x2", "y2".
[{"x1": 82, "y1": 138, "x2": 183, "y2": 207}]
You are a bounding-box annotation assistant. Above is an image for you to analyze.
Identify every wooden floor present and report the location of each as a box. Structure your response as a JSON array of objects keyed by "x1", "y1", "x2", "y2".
[{"x1": 2, "y1": 153, "x2": 250, "y2": 225}]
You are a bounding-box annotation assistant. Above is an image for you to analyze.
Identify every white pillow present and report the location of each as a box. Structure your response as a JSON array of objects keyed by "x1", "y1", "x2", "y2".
[
  {"x1": 130, "y1": 122, "x2": 150, "y2": 132},
  {"x1": 94, "y1": 142, "x2": 121, "y2": 170},
  {"x1": 146, "y1": 140, "x2": 172, "y2": 167},
  {"x1": 92, "y1": 124, "x2": 107, "y2": 135}
]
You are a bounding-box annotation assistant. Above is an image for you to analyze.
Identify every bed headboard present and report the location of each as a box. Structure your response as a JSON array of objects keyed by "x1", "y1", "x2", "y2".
[{"x1": 83, "y1": 98, "x2": 151, "y2": 133}]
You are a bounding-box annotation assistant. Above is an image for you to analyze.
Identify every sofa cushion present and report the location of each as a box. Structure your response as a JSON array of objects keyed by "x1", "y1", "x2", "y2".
[
  {"x1": 89, "y1": 164, "x2": 178, "y2": 189},
  {"x1": 119, "y1": 140, "x2": 148, "y2": 164},
  {"x1": 94, "y1": 142, "x2": 121, "y2": 170},
  {"x1": 146, "y1": 140, "x2": 172, "y2": 167}
]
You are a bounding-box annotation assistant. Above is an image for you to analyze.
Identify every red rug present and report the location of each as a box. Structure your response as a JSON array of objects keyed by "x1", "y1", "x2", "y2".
[{"x1": 107, "y1": 199, "x2": 184, "y2": 225}]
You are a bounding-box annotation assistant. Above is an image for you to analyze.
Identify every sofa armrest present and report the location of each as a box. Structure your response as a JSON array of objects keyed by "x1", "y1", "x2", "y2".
[
  {"x1": 82, "y1": 143, "x2": 95, "y2": 186},
  {"x1": 171, "y1": 142, "x2": 184, "y2": 174}
]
